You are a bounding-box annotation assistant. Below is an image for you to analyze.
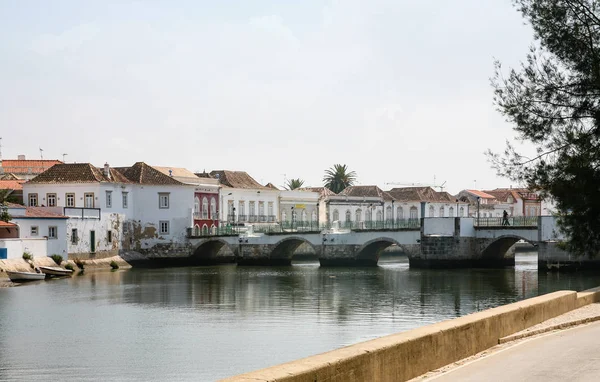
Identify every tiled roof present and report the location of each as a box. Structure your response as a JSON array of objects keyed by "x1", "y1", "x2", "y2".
[
  {"x1": 1, "y1": 159, "x2": 63, "y2": 175},
  {"x1": 0, "y1": 173, "x2": 19, "y2": 180},
  {"x1": 265, "y1": 183, "x2": 279, "y2": 190},
  {"x1": 465, "y1": 189, "x2": 496, "y2": 199},
  {"x1": 121, "y1": 162, "x2": 183, "y2": 185},
  {"x1": 298, "y1": 187, "x2": 337, "y2": 197},
  {"x1": 0, "y1": 180, "x2": 25, "y2": 190},
  {"x1": 0, "y1": 221, "x2": 17, "y2": 227},
  {"x1": 27, "y1": 163, "x2": 132, "y2": 184},
  {"x1": 339, "y1": 185, "x2": 393, "y2": 201},
  {"x1": 194, "y1": 171, "x2": 214, "y2": 179},
  {"x1": 5, "y1": 202, "x2": 25, "y2": 208},
  {"x1": 387, "y1": 187, "x2": 456, "y2": 202},
  {"x1": 10, "y1": 207, "x2": 67, "y2": 219},
  {"x1": 152, "y1": 166, "x2": 208, "y2": 185},
  {"x1": 210, "y1": 170, "x2": 268, "y2": 189},
  {"x1": 483, "y1": 189, "x2": 522, "y2": 203}
]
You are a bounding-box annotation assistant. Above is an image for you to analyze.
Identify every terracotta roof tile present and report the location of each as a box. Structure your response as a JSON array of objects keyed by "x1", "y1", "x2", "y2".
[
  {"x1": 0, "y1": 173, "x2": 19, "y2": 180},
  {"x1": 465, "y1": 189, "x2": 496, "y2": 199},
  {"x1": 265, "y1": 183, "x2": 279, "y2": 190},
  {"x1": 0, "y1": 180, "x2": 25, "y2": 190},
  {"x1": 1, "y1": 159, "x2": 63, "y2": 175},
  {"x1": 121, "y1": 162, "x2": 183, "y2": 185},
  {"x1": 27, "y1": 163, "x2": 131, "y2": 184},
  {"x1": 298, "y1": 187, "x2": 337, "y2": 197},
  {"x1": 339, "y1": 185, "x2": 393, "y2": 201},
  {"x1": 9, "y1": 207, "x2": 67, "y2": 219},
  {"x1": 0, "y1": 221, "x2": 17, "y2": 227},
  {"x1": 5, "y1": 202, "x2": 25, "y2": 208},
  {"x1": 387, "y1": 187, "x2": 457, "y2": 202},
  {"x1": 210, "y1": 170, "x2": 268, "y2": 189}
]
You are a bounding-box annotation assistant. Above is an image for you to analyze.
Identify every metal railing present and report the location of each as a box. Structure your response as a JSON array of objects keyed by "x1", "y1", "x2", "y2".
[
  {"x1": 237, "y1": 214, "x2": 247, "y2": 222},
  {"x1": 474, "y1": 216, "x2": 538, "y2": 227},
  {"x1": 64, "y1": 207, "x2": 101, "y2": 219}
]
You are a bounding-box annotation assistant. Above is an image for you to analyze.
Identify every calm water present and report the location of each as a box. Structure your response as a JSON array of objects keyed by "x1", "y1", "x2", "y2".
[{"x1": 2, "y1": 253, "x2": 600, "y2": 381}]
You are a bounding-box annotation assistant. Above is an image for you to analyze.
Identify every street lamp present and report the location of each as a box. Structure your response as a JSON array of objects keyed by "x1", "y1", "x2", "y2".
[
  {"x1": 291, "y1": 206, "x2": 295, "y2": 231},
  {"x1": 221, "y1": 192, "x2": 233, "y2": 224},
  {"x1": 476, "y1": 197, "x2": 481, "y2": 226}
]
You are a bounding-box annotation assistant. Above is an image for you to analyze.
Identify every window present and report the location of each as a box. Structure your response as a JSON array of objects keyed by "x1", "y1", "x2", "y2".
[
  {"x1": 202, "y1": 225, "x2": 208, "y2": 235},
  {"x1": 249, "y1": 201, "x2": 256, "y2": 217},
  {"x1": 202, "y1": 197, "x2": 209, "y2": 219},
  {"x1": 376, "y1": 210, "x2": 383, "y2": 221},
  {"x1": 238, "y1": 201, "x2": 245, "y2": 219},
  {"x1": 84, "y1": 193, "x2": 94, "y2": 208},
  {"x1": 365, "y1": 209, "x2": 372, "y2": 221},
  {"x1": 312, "y1": 210, "x2": 317, "y2": 222},
  {"x1": 71, "y1": 228, "x2": 78, "y2": 244},
  {"x1": 449, "y1": 207, "x2": 455, "y2": 217},
  {"x1": 48, "y1": 226, "x2": 57, "y2": 239},
  {"x1": 107, "y1": 230, "x2": 112, "y2": 243},
  {"x1": 194, "y1": 197, "x2": 200, "y2": 216},
  {"x1": 281, "y1": 210, "x2": 287, "y2": 222},
  {"x1": 345, "y1": 210, "x2": 352, "y2": 222},
  {"x1": 30, "y1": 226, "x2": 38, "y2": 236},
  {"x1": 159, "y1": 220, "x2": 170, "y2": 235},
  {"x1": 332, "y1": 209, "x2": 339, "y2": 221},
  {"x1": 159, "y1": 193, "x2": 170, "y2": 209},
  {"x1": 210, "y1": 198, "x2": 217, "y2": 219},
  {"x1": 106, "y1": 191, "x2": 112, "y2": 208},
  {"x1": 227, "y1": 200, "x2": 234, "y2": 220},
  {"x1": 122, "y1": 192, "x2": 128, "y2": 208},
  {"x1": 460, "y1": 207, "x2": 465, "y2": 217},
  {"x1": 429, "y1": 205, "x2": 435, "y2": 217},
  {"x1": 29, "y1": 193, "x2": 38, "y2": 207},
  {"x1": 301, "y1": 210, "x2": 307, "y2": 222},
  {"x1": 386, "y1": 206, "x2": 392, "y2": 221},
  {"x1": 47, "y1": 193, "x2": 56, "y2": 207},
  {"x1": 194, "y1": 225, "x2": 200, "y2": 236},
  {"x1": 268, "y1": 202, "x2": 274, "y2": 217},
  {"x1": 355, "y1": 209, "x2": 362, "y2": 222},
  {"x1": 66, "y1": 193, "x2": 75, "y2": 207},
  {"x1": 258, "y1": 201, "x2": 265, "y2": 216},
  {"x1": 397, "y1": 207, "x2": 404, "y2": 220},
  {"x1": 440, "y1": 206, "x2": 445, "y2": 217},
  {"x1": 410, "y1": 206, "x2": 418, "y2": 219}
]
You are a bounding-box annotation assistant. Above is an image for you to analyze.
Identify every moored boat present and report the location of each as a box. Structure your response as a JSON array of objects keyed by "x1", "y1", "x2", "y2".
[
  {"x1": 39, "y1": 266, "x2": 73, "y2": 277},
  {"x1": 6, "y1": 271, "x2": 46, "y2": 282}
]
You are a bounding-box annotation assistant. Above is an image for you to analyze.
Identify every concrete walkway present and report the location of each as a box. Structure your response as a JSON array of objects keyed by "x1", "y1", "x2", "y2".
[{"x1": 420, "y1": 310, "x2": 600, "y2": 381}]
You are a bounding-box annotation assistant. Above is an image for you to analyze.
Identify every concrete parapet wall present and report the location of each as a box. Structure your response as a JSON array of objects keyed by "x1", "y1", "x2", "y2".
[
  {"x1": 222, "y1": 290, "x2": 577, "y2": 382},
  {"x1": 577, "y1": 286, "x2": 600, "y2": 308}
]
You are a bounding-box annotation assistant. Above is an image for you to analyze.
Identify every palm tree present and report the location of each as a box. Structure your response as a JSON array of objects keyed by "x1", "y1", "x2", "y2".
[
  {"x1": 323, "y1": 164, "x2": 357, "y2": 194},
  {"x1": 284, "y1": 178, "x2": 305, "y2": 190}
]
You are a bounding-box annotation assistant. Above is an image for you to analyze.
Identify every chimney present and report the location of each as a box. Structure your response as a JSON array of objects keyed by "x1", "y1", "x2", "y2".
[
  {"x1": 169, "y1": 169, "x2": 173, "y2": 177},
  {"x1": 18, "y1": 154, "x2": 25, "y2": 160},
  {"x1": 104, "y1": 163, "x2": 111, "y2": 180}
]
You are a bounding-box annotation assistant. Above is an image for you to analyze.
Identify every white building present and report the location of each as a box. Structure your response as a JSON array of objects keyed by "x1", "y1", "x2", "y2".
[
  {"x1": 387, "y1": 187, "x2": 469, "y2": 218},
  {"x1": 211, "y1": 170, "x2": 279, "y2": 225},
  {"x1": 22, "y1": 162, "x2": 200, "y2": 259},
  {"x1": 279, "y1": 189, "x2": 320, "y2": 228},
  {"x1": 322, "y1": 186, "x2": 393, "y2": 228}
]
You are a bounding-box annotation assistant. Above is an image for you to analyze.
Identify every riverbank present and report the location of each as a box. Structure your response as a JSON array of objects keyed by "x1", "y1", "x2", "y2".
[
  {"x1": 0, "y1": 255, "x2": 132, "y2": 287},
  {"x1": 223, "y1": 286, "x2": 600, "y2": 382}
]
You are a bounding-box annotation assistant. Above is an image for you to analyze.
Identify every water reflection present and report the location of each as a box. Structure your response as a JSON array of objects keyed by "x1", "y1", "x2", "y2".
[{"x1": 1, "y1": 253, "x2": 600, "y2": 381}]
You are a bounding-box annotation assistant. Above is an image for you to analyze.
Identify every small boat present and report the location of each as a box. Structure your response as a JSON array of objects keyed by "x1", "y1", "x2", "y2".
[
  {"x1": 6, "y1": 270, "x2": 46, "y2": 282},
  {"x1": 39, "y1": 266, "x2": 73, "y2": 277}
]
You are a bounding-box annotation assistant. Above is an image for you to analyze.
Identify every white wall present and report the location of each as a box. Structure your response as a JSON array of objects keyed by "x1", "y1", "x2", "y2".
[
  {"x1": 11, "y1": 217, "x2": 68, "y2": 258},
  {"x1": 279, "y1": 190, "x2": 319, "y2": 223},
  {"x1": 220, "y1": 188, "x2": 280, "y2": 223},
  {"x1": 423, "y1": 217, "x2": 455, "y2": 236},
  {"x1": 0, "y1": 238, "x2": 48, "y2": 259},
  {"x1": 540, "y1": 216, "x2": 565, "y2": 241}
]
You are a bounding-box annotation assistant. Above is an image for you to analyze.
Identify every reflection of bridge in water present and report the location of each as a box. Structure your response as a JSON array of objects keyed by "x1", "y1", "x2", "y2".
[{"x1": 176, "y1": 216, "x2": 593, "y2": 270}]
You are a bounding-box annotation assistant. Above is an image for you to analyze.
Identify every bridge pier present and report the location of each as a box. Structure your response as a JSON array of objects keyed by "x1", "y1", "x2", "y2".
[{"x1": 538, "y1": 242, "x2": 600, "y2": 271}]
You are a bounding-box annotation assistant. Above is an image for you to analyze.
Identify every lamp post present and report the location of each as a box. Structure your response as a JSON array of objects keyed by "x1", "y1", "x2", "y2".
[
  {"x1": 455, "y1": 198, "x2": 459, "y2": 218},
  {"x1": 221, "y1": 192, "x2": 233, "y2": 225},
  {"x1": 291, "y1": 206, "x2": 295, "y2": 231},
  {"x1": 476, "y1": 197, "x2": 481, "y2": 226},
  {"x1": 391, "y1": 200, "x2": 395, "y2": 228}
]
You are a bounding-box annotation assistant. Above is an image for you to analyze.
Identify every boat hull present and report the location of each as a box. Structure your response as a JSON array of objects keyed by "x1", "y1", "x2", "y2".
[
  {"x1": 39, "y1": 266, "x2": 73, "y2": 277},
  {"x1": 6, "y1": 271, "x2": 46, "y2": 282}
]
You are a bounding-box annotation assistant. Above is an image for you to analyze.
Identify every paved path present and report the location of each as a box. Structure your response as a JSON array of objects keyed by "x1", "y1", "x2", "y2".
[{"x1": 427, "y1": 321, "x2": 600, "y2": 382}]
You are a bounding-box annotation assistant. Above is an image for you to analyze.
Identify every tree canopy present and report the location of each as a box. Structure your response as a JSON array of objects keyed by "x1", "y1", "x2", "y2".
[
  {"x1": 284, "y1": 178, "x2": 305, "y2": 190},
  {"x1": 323, "y1": 164, "x2": 357, "y2": 194},
  {"x1": 489, "y1": 0, "x2": 600, "y2": 255}
]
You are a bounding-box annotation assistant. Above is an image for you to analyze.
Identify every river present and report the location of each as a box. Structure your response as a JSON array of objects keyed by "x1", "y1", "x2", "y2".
[{"x1": 1, "y1": 253, "x2": 600, "y2": 381}]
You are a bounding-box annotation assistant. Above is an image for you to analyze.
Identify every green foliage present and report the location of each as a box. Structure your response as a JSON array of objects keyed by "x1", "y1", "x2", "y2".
[
  {"x1": 74, "y1": 259, "x2": 85, "y2": 270},
  {"x1": 109, "y1": 260, "x2": 119, "y2": 270},
  {"x1": 22, "y1": 252, "x2": 32, "y2": 261},
  {"x1": 489, "y1": 0, "x2": 600, "y2": 256},
  {"x1": 323, "y1": 164, "x2": 357, "y2": 194},
  {"x1": 50, "y1": 254, "x2": 63, "y2": 266},
  {"x1": 284, "y1": 178, "x2": 305, "y2": 190},
  {"x1": 0, "y1": 202, "x2": 10, "y2": 223},
  {"x1": 64, "y1": 263, "x2": 74, "y2": 271}
]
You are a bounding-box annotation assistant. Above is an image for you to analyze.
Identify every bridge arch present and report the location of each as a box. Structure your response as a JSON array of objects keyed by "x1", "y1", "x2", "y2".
[
  {"x1": 270, "y1": 236, "x2": 317, "y2": 261},
  {"x1": 480, "y1": 235, "x2": 537, "y2": 266},
  {"x1": 191, "y1": 239, "x2": 235, "y2": 264},
  {"x1": 356, "y1": 237, "x2": 409, "y2": 265}
]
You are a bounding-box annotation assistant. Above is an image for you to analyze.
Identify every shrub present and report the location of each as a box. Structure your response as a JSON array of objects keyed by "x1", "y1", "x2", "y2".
[
  {"x1": 109, "y1": 260, "x2": 119, "y2": 270},
  {"x1": 22, "y1": 252, "x2": 32, "y2": 261},
  {"x1": 50, "y1": 254, "x2": 63, "y2": 266},
  {"x1": 74, "y1": 259, "x2": 85, "y2": 270},
  {"x1": 64, "y1": 263, "x2": 74, "y2": 271}
]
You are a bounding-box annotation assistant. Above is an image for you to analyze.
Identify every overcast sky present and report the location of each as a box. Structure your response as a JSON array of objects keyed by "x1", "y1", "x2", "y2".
[{"x1": 0, "y1": 1, "x2": 535, "y2": 194}]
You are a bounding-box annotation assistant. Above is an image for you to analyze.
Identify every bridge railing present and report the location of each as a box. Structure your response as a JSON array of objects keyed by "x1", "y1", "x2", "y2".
[{"x1": 474, "y1": 216, "x2": 538, "y2": 227}]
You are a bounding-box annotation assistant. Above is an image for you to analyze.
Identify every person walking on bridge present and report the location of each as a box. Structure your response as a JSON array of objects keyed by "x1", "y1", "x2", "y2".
[{"x1": 502, "y1": 210, "x2": 510, "y2": 226}]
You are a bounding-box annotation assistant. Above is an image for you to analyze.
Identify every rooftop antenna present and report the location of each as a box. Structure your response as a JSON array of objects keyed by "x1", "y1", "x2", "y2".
[
  {"x1": 0, "y1": 137, "x2": 3, "y2": 161},
  {"x1": 39, "y1": 147, "x2": 44, "y2": 160},
  {"x1": 62, "y1": 153, "x2": 68, "y2": 162}
]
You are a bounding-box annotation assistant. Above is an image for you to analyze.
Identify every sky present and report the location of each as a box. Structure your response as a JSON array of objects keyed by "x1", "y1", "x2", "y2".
[{"x1": 0, "y1": 0, "x2": 536, "y2": 194}]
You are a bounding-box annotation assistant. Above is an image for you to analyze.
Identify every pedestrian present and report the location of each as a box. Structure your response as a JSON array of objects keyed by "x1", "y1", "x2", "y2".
[{"x1": 502, "y1": 210, "x2": 510, "y2": 226}]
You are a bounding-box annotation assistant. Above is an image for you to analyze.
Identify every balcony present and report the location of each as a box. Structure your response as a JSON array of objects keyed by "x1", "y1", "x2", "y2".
[
  {"x1": 237, "y1": 214, "x2": 248, "y2": 222},
  {"x1": 64, "y1": 207, "x2": 101, "y2": 219},
  {"x1": 248, "y1": 215, "x2": 258, "y2": 223},
  {"x1": 268, "y1": 215, "x2": 276, "y2": 222}
]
